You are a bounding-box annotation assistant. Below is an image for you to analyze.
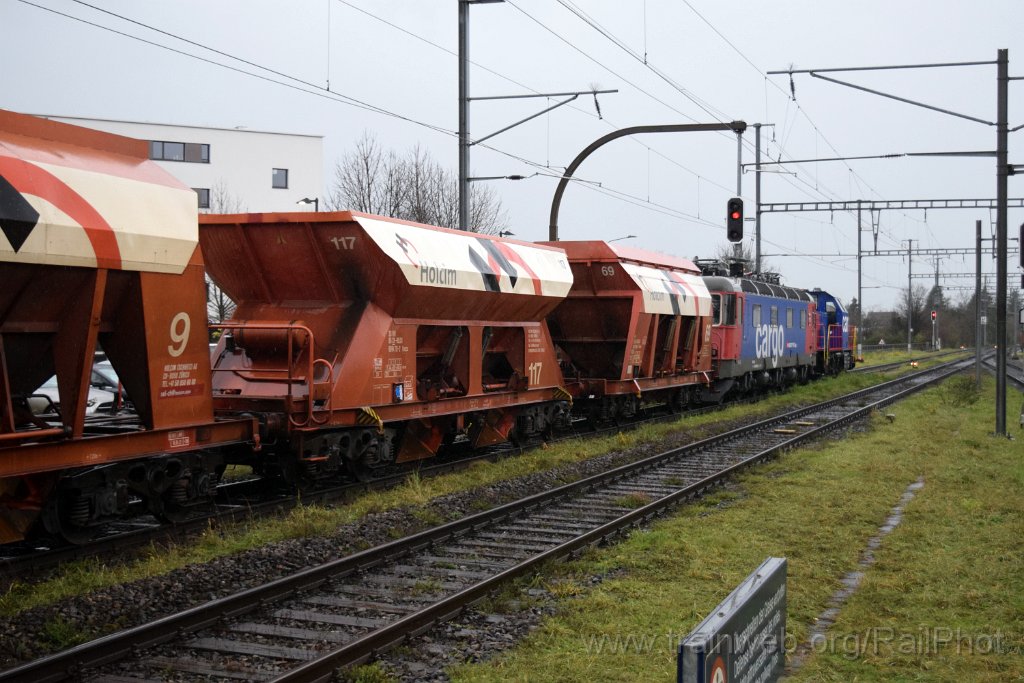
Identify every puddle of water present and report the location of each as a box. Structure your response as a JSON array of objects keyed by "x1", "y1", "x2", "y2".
[{"x1": 786, "y1": 476, "x2": 925, "y2": 675}]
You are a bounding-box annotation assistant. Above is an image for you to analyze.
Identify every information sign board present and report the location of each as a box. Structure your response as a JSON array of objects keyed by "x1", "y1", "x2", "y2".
[{"x1": 678, "y1": 557, "x2": 787, "y2": 683}]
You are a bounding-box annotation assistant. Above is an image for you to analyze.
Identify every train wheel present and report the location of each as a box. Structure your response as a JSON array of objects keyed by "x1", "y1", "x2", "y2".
[
  {"x1": 149, "y1": 469, "x2": 217, "y2": 524},
  {"x1": 137, "y1": 455, "x2": 222, "y2": 525},
  {"x1": 40, "y1": 468, "x2": 132, "y2": 544},
  {"x1": 348, "y1": 462, "x2": 380, "y2": 483},
  {"x1": 41, "y1": 487, "x2": 105, "y2": 545},
  {"x1": 344, "y1": 429, "x2": 394, "y2": 482}
]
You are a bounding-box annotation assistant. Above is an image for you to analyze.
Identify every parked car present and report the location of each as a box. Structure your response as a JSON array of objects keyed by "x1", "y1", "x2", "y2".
[
  {"x1": 27, "y1": 361, "x2": 131, "y2": 416},
  {"x1": 28, "y1": 375, "x2": 119, "y2": 416},
  {"x1": 95, "y1": 360, "x2": 132, "y2": 409}
]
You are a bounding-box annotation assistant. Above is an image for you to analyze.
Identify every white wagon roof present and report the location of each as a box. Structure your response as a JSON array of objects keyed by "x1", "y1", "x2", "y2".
[
  {"x1": 621, "y1": 261, "x2": 712, "y2": 317},
  {"x1": 0, "y1": 110, "x2": 198, "y2": 274},
  {"x1": 354, "y1": 214, "x2": 573, "y2": 299}
]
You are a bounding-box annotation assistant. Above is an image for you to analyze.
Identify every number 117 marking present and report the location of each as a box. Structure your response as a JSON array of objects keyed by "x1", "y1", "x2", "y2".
[{"x1": 330, "y1": 236, "x2": 356, "y2": 250}]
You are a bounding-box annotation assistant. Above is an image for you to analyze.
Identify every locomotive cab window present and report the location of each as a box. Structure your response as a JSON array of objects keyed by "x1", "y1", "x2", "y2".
[
  {"x1": 800, "y1": 310, "x2": 806, "y2": 329},
  {"x1": 712, "y1": 294, "x2": 736, "y2": 326}
]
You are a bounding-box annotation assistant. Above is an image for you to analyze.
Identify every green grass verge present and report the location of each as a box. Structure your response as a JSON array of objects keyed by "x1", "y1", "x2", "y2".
[
  {"x1": 449, "y1": 375, "x2": 1023, "y2": 683},
  {"x1": 0, "y1": 359, "x2": 960, "y2": 618},
  {"x1": 857, "y1": 348, "x2": 964, "y2": 369}
]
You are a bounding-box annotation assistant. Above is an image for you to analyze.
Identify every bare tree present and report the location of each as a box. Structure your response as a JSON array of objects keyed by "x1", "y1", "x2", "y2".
[
  {"x1": 710, "y1": 242, "x2": 775, "y2": 278},
  {"x1": 896, "y1": 284, "x2": 930, "y2": 344},
  {"x1": 328, "y1": 132, "x2": 507, "y2": 234},
  {"x1": 202, "y1": 179, "x2": 244, "y2": 326},
  {"x1": 330, "y1": 133, "x2": 380, "y2": 214},
  {"x1": 206, "y1": 179, "x2": 246, "y2": 214},
  {"x1": 206, "y1": 280, "x2": 237, "y2": 325}
]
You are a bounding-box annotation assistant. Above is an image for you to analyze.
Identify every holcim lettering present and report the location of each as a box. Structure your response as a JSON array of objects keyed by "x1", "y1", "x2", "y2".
[{"x1": 420, "y1": 263, "x2": 457, "y2": 285}]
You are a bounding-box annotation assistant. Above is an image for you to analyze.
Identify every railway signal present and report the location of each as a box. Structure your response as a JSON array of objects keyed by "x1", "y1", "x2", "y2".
[
  {"x1": 727, "y1": 198, "x2": 744, "y2": 242},
  {"x1": 931, "y1": 310, "x2": 937, "y2": 321}
]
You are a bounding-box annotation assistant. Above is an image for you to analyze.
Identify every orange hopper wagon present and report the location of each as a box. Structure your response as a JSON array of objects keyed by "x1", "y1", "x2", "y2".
[
  {"x1": 0, "y1": 110, "x2": 256, "y2": 543},
  {"x1": 200, "y1": 212, "x2": 574, "y2": 481},
  {"x1": 540, "y1": 240, "x2": 714, "y2": 421}
]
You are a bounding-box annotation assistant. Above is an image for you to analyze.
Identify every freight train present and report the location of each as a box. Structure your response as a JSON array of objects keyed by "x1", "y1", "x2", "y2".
[{"x1": 0, "y1": 110, "x2": 854, "y2": 544}]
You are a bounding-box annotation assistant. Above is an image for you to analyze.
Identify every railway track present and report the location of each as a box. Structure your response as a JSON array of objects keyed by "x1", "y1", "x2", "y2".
[
  {"x1": 0, "y1": 349, "x2": 972, "y2": 583},
  {"x1": 981, "y1": 355, "x2": 1024, "y2": 391},
  {"x1": 849, "y1": 349, "x2": 965, "y2": 374},
  {"x1": 0, "y1": 445, "x2": 525, "y2": 584},
  {"x1": 0, "y1": 378, "x2": 810, "y2": 583},
  {"x1": 0, "y1": 357, "x2": 973, "y2": 683}
]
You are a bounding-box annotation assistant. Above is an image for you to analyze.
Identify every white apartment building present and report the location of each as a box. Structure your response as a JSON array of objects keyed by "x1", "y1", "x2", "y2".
[{"x1": 43, "y1": 115, "x2": 324, "y2": 214}]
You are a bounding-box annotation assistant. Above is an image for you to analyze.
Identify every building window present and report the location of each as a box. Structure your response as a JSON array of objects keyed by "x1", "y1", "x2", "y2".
[
  {"x1": 194, "y1": 188, "x2": 210, "y2": 209},
  {"x1": 272, "y1": 168, "x2": 289, "y2": 189},
  {"x1": 150, "y1": 140, "x2": 209, "y2": 163}
]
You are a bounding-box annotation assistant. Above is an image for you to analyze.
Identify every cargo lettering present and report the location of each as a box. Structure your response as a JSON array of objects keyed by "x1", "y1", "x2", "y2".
[
  {"x1": 420, "y1": 262, "x2": 457, "y2": 285},
  {"x1": 755, "y1": 324, "x2": 786, "y2": 359}
]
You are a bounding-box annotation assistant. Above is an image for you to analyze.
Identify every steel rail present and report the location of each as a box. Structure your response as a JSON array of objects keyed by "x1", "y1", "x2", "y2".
[
  {"x1": 849, "y1": 350, "x2": 968, "y2": 374},
  {"x1": 0, "y1": 443, "x2": 525, "y2": 584},
  {"x1": 0, "y1": 358, "x2": 971, "y2": 683},
  {"x1": 274, "y1": 359, "x2": 972, "y2": 682}
]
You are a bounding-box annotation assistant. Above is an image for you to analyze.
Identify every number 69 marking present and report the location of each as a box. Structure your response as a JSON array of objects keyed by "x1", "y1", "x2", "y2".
[{"x1": 168, "y1": 312, "x2": 190, "y2": 357}]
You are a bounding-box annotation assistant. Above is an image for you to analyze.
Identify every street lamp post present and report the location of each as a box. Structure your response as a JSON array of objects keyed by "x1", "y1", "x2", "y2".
[
  {"x1": 548, "y1": 122, "x2": 746, "y2": 241},
  {"x1": 297, "y1": 197, "x2": 319, "y2": 212}
]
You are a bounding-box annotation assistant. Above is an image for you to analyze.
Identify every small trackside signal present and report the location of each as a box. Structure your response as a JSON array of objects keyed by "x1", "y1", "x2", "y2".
[
  {"x1": 931, "y1": 310, "x2": 937, "y2": 321},
  {"x1": 727, "y1": 197, "x2": 744, "y2": 242}
]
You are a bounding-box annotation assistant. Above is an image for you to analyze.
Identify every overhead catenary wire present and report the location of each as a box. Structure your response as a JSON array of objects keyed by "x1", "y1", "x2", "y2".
[
  {"x1": 24, "y1": 0, "x2": 944, "y2": 279},
  {"x1": 313, "y1": 0, "x2": 746, "y2": 206},
  {"x1": 543, "y1": 0, "x2": 873, "y2": 213},
  {"x1": 32, "y1": 0, "x2": 740, "y2": 235},
  {"x1": 25, "y1": 0, "x2": 457, "y2": 137},
  {"x1": 674, "y1": 0, "x2": 940, "y2": 240},
  {"x1": 333, "y1": 0, "x2": 743, "y2": 196}
]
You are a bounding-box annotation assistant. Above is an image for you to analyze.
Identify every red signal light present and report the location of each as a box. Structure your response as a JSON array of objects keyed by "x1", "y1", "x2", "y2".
[{"x1": 726, "y1": 198, "x2": 744, "y2": 242}]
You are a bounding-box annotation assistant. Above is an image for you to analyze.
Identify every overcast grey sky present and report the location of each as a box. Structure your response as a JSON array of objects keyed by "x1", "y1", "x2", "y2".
[{"x1": 2, "y1": 0, "x2": 1020, "y2": 311}]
